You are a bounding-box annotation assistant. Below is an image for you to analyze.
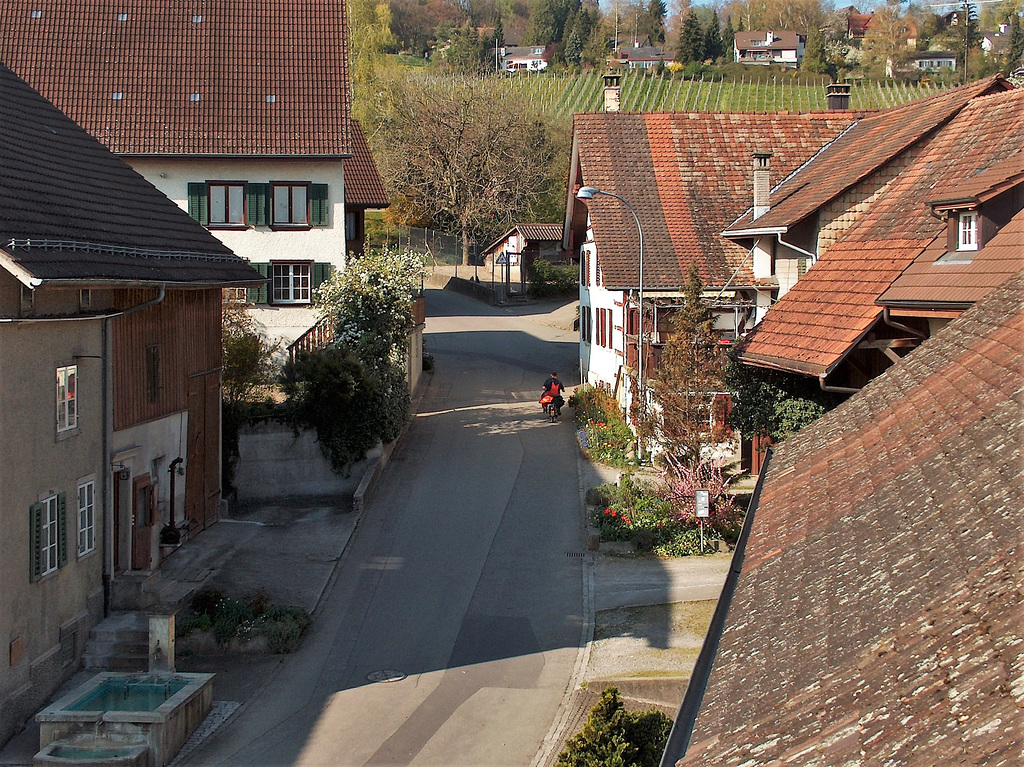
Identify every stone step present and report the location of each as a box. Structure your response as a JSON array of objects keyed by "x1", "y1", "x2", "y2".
[
  {"x1": 82, "y1": 652, "x2": 149, "y2": 672},
  {"x1": 82, "y1": 611, "x2": 150, "y2": 673}
]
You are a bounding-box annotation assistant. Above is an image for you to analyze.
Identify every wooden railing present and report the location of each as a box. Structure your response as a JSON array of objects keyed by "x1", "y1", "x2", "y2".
[{"x1": 288, "y1": 295, "x2": 426, "y2": 363}]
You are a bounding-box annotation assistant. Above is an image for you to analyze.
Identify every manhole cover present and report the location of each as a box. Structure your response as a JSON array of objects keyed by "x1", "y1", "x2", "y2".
[{"x1": 366, "y1": 669, "x2": 407, "y2": 683}]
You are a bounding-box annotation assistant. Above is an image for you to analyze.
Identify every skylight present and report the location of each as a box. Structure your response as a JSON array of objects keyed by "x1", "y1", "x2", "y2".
[
  {"x1": 266, "y1": 94, "x2": 277, "y2": 103},
  {"x1": 190, "y1": 93, "x2": 201, "y2": 102},
  {"x1": 193, "y1": 15, "x2": 202, "y2": 23},
  {"x1": 112, "y1": 92, "x2": 123, "y2": 100},
  {"x1": 117, "y1": 13, "x2": 128, "y2": 21},
  {"x1": 30, "y1": 10, "x2": 42, "y2": 18}
]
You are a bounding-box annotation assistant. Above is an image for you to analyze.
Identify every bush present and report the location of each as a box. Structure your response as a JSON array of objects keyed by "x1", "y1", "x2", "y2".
[
  {"x1": 528, "y1": 259, "x2": 578, "y2": 298},
  {"x1": 178, "y1": 589, "x2": 311, "y2": 653},
  {"x1": 570, "y1": 385, "x2": 635, "y2": 465},
  {"x1": 557, "y1": 687, "x2": 671, "y2": 767}
]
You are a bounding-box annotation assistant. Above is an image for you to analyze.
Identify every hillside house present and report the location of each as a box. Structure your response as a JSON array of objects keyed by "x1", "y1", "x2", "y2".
[
  {"x1": 500, "y1": 45, "x2": 554, "y2": 72},
  {"x1": 726, "y1": 78, "x2": 1020, "y2": 393},
  {"x1": 0, "y1": 63, "x2": 260, "y2": 749},
  {"x1": 615, "y1": 46, "x2": 672, "y2": 70},
  {"x1": 0, "y1": 0, "x2": 390, "y2": 350},
  {"x1": 734, "y1": 31, "x2": 806, "y2": 67}
]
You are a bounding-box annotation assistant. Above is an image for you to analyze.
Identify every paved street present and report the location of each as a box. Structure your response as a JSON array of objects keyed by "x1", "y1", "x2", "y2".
[{"x1": 185, "y1": 288, "x2": 585, "y2": 766}]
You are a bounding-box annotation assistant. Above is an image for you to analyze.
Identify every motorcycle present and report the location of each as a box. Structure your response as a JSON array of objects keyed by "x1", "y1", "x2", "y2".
[{"x1": 540, "y1": 392, "x2": 563, "y2": 422}]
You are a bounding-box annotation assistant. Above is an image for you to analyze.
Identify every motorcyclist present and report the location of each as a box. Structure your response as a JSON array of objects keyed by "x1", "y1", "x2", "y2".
[{"x1": 540, "y1": 372, "x2": 565, "y2": 416}]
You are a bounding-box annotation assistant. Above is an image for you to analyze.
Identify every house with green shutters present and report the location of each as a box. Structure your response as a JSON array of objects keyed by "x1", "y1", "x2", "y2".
[{"x1": 0, "y1": 0, "x2": 390, "y2": 349}]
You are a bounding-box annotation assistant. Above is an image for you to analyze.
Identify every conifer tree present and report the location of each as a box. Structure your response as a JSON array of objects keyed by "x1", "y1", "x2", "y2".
[
  {"x1": 675, "y1": 10, "x2": 705, "y2": 63},
  {"x1": 704, "y1": 10, "x2": 724, "y2": 61}
]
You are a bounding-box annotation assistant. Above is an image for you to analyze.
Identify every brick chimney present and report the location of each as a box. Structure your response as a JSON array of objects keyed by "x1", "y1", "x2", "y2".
[
  {"x1": 603, "y1": 72, "x2": 621, "y2": 113},
  {"x1": 826, "y1": 82, "x2": 851, "y2": 111},
  {"x1": 753, "y1": 151, "x2": 772, "y2": 220}
]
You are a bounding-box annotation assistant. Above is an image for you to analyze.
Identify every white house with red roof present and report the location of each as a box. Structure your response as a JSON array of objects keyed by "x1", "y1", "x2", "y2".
[{"x1": 0, "y1": 0, "x2": 390, "y2": 349}]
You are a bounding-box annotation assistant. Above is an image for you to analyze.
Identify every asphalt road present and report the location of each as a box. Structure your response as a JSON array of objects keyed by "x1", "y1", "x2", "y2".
[{"x1": 188, "y1": 288, "x2": 586, "y2": 766}]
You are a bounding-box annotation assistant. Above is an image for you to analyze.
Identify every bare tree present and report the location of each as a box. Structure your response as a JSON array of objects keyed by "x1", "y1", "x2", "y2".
[{"x1": 369, "y1": 74, "x2": 559, "y2": 264}]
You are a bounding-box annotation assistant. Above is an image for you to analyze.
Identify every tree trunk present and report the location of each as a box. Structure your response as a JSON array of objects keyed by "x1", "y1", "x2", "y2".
[{"x1": 461, "y1": 229, "x2": 471, "y2": 267}]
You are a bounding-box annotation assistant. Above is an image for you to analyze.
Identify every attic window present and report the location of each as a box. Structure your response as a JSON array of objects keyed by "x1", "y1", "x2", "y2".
[
  {"x1": 112, "y1": 92, "x2": 123, "y2": 100},
  {"x1": 30, "y1": 10, "x2": 42, "y2": 18},
  {"x1": 265, "y1": 94, "x2": 277, "y2": 103},
  {"x1": 190, "y1": 93, "x2": 201, "y2": 102},
  {"x1": 192, "y1": 15, "x2": 202, "y2": 23},
  {"x1": 117, "y1": 12, "x2": 128, "y2": 21},
  {"x1": 958, "y1": 212, "x2": 978, "y2": 251}
]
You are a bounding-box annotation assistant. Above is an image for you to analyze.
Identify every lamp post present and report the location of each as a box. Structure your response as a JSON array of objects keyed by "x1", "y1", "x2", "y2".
[{"x1": 576, "y1": 186, "x2": 645, "y2": 460}]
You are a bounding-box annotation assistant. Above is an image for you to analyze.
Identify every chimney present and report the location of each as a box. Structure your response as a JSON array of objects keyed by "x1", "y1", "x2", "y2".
[
  {"x1": 752, "y1": 151, "x2": 772, "y2": 220},
  {"x1": 826, "y1": 82, "x2": 851, "y2": 111},
  {"x1": 603, "y1": 72, "x2": 621, "y2": 113}
]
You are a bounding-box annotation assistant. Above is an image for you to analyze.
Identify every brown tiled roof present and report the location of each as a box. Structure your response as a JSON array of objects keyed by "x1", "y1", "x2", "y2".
[
  {"x1": 345, "y1": 120, "x2": 390, "y2": 209},
  {"x1": 737, "y1": 88, "x2": 1024, "y2": 376},
  {"x1": 0, "y1": 63, "x2": 260, "y2": 286},
  {"x1": 573, "y1": 112, "x2": 855, "y2": 290},
  {"x1": 879, "y1": 206, "x2": 1024, "y2": 308},
  {"x1": 734, "y1": 31, "x2": 804, "y2": 51},
  {"x1": 725, "y1": 76, "x2": 1011, "y2": 235},
  {"x1": 0, "y1": 0, "x2": 350, "y2": 156},
  {"x1": 482, "y1": 223, "x2": 564, "y2": 256},
  {"x1": 678, "y1": 271, "x2": 1024, "y2": 767}
]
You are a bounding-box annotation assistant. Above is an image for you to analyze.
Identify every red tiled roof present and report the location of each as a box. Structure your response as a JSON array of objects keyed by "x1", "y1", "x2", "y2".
[
  {"x1": 737, "y1": 88, "x2": 1024, "y2": 376},
  {"x1": 0, "y1": 0, "x2": 351, "y2": 156},
  {"x1": 725, "y1": 77, "x2": 1012, "y2": 235},
  {"x1": 345, "y1": 120, "x2": 390, "y2": 208},
  {"x1": 879, "y1": 206, "x2": 1024, "y2": 307},
  {"x1": 0, "y1": 63, "x2": 259, "y2": 286},
  {"x1": 573, "y1": 112, "x2": 854, "y2": 290},
  {"x1": 680, "y1": 271, "x2": 1024, "y2": 766}
]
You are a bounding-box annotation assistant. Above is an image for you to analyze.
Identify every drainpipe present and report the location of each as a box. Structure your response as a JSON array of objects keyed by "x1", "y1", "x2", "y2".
[
  {"x1": 882, "y1": 307, "x2": 926, "y2": 338},
  {"x1": 818, "y1": 373, "x2": 860, "y2": 395},
  {"x1": 776, "y1": 233, "x2": 817, "y2": 263},
  {"x1": 102, "y1": 318, "x2": 111, "y2": 616}
]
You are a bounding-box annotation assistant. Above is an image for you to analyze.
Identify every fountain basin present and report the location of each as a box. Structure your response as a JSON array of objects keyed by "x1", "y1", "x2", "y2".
[
  {"x1": 33, "y1": 734, "x2": 148, "y2": 766},
  {"x1": 36, "y1": 673, "x2": 213, "y2": 767}
]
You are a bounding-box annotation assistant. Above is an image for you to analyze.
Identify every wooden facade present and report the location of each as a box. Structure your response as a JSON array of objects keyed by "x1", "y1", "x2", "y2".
[{"x1": 111, "y1": 287, "x2": 223, "y2": 529}]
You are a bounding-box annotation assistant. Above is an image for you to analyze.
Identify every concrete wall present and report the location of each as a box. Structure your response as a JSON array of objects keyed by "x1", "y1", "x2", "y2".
[
  {"x1": 232, "y1": 423, "x2": 382, "y2": 505},
  {"x1": 0, "y1": 290, "x2": 106, "y2": 748}
]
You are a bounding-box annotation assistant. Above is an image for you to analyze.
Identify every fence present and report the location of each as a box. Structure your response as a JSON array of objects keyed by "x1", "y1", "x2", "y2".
[{"x1": 370, "y1": 226, "x2": 462, "y2": 265}]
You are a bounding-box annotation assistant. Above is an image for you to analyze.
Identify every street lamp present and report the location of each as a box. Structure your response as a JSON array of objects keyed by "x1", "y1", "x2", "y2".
[{"x1": 576, "y1": 186, "x2": 645, "y2": 460}]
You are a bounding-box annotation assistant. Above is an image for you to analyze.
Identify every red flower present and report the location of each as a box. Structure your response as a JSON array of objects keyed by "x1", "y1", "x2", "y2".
[
  {"x1": 603, "y1": 508, "x2": 612, "y2": 515},
  {"x1": 610, "y1": 510, "x2": 618, "y2": 517},
  {"x1": 622, "y1": 517, "x2": 632, "y2": 525}
]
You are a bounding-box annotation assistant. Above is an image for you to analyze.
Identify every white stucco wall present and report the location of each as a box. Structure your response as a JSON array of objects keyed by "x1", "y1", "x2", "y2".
[{"x1": 129, "y1": 158, "x2": 349, "y2": 346}]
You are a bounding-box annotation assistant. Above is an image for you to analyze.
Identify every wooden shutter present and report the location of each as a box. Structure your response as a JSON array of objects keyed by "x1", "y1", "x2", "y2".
[
  {"x1": 29, "y1": 503, "x2": 43, "y2": 582},
  {"x1": 798, "y1": 258, "x2": 808, "y2": 277},
  {"x1": 247, "y1": 183, "x2": 270, "y2": 226},
  {"x1": 187, "y1": 183, "x2": 209, "y2": 226},
  {"x1": 57, "y1": 493, "x2": 68, "y2": 568},
  {"x1": 309, "y1": 184, "x2": 329, "y2": 226},
  {"x1": 311, "y1": 263, "x2": 333, "y2": 290},
  {"x1": 247, "y1": 263, "x2": 271, "y2": 304}
]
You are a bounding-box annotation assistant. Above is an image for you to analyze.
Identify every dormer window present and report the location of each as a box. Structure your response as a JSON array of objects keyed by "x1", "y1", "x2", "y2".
[{"x1": 958, "y1": 212, "x2": 978, "y2": 251}]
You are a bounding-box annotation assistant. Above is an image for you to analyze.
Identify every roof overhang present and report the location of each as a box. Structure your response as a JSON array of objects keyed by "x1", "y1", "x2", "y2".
[
  {"x1": 29, "y1": 277, "x2": 267, "y2": 289},
  {"x1": 722, "y1": 225, "x2": 788, "y2": 238},
  {"x1": 0, "y1": 248, "x2": 43, "y2": 288},
  {"x1": 119, "y1": 153, "x2": 352, "y2": 161},
  {"x1": 733, "y1": 351, "x2": 827, "y2": 377}
]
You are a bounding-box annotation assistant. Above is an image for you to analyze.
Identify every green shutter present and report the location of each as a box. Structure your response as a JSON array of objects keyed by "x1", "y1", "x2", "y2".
[
  {"x1": 311, "y1": 263, "x2": 333, "y2": 290},
  {"x1": 57, "y1": 493, "x2": 68, "y2": 568},
  {"x1": 29, "y1": 503, "x2": 43, "y2": 582},
  {"x1": 247, "y1": 263, "x2": 271, "y2": 304},
  {"x1": 187, "y1": 183, "x2": 209, "y2": 226},
  {"x1": 247, "y1": 183, "x2": 270, "y2": 227},
  {"x1": 310, "y1": 184, "x2": 329, "y2": 226}
]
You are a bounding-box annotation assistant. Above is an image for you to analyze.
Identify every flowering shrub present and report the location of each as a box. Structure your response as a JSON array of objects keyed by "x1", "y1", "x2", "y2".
[
  {"x1": 658, "y1": 457, "x2": 744, "y2": 543},
  {"x1": 591, "y1": 471, "x2": 743, "y2": 556},
  {"x1": 570, "y1": 385, "x2": 634, "y2": 465}
]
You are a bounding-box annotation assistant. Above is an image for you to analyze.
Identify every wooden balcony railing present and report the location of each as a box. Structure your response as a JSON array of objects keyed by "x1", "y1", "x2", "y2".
[{"x1": 288, "y1": 295, "x2": 426, "y2": 363}]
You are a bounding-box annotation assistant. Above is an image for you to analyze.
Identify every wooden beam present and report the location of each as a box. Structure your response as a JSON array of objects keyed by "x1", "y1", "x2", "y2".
[{"x1": 856, "y1": 337, "x2": 920, "y2": 351}]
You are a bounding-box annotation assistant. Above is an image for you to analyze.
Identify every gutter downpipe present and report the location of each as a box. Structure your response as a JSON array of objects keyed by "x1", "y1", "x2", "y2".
[
  {"x1": 882, "y1": 306, "x2": 927, "y2": 339},
  {"x1": 659, "y1": 447, "x2": 774, "y2": 767},
  {"x1": 776, "y1": 233, "x2": 817, "y2": 264}
]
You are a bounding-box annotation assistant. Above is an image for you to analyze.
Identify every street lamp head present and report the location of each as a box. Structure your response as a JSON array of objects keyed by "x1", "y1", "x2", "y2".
[{"x1": 576, "y1": 186, "x2": 601, "y2": 200}]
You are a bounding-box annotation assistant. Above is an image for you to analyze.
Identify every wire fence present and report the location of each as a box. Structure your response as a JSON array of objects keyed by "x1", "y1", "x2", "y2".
[{"x1": 370, "y1": 225, "x2": 463, "y2": 265}]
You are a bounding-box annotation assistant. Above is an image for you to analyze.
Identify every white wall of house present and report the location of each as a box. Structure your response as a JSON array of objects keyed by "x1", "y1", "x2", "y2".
[
  {"x1": 579, "y1": 234, "x2": 627, "y2": 413},
  {"x1": 131, "y1": 158, "x2": 348, "y2": 346},
  {"x1": 110, "y1": 412, "x2": 190, "y2": 570}
]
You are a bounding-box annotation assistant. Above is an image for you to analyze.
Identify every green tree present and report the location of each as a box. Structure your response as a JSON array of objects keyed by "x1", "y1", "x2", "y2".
[
  {"x1": 649, "y1": 263, "x2": 725, "y2": 471},
  {"x1": 222, "y1": 303, "x2": 278, "y2": 407},
  {"x1": 801, "y1": 28, "x2": 835, "y2": 77},
  {"x1": 675, "y1": 10, "x2": 705, "y2": 63},
  {"x1": 724, "y1": 360, "x2": 843, "y2": 442},
  {"x1": 723, "y1": 16, "x2": 736, "y2": 60},
  {"x1": 1008, "y1": 13, "x2": 1023, "y2": 66},
  {"x1": 704, "y1": 9, "x2": 724, "y2": 61},
  {"x1": 371, "y1": 74, "x2": 559, "y2": 264},
  {"x1": 526, "y1": 0, "x2": 579, "y2": 45},
  {"x1": 556, "y1": 687, "x2": 671, "y2": 767},
  {"x1": 638, "y1": 0, "x2": 667, "y2": 45},
  {"x1": 349, "y1": 0, "x2": 397, "y2": 122}
]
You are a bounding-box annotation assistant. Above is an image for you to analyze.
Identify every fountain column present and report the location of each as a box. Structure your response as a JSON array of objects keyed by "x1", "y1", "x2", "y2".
[{"x1": 147, "y1": 608, "x2": 175, "y2": 673}]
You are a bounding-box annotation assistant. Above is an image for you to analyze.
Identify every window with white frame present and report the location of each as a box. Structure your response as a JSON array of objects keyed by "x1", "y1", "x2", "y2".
[
  {"x1": 958, "y1": 212, "x2": 978, "y2": 251},
  {"x1": 56, "y1": 365, "x2": 77, "y2": 432},
  {"x1": 41, "y1": 494, "x2": 60, "y2": 576},
  {"x1": 78, "y1": 480, "x2": 95, "y2": 556},
  {"x1": 272, "y1": 263, "x2": 311, "y2": 303},
  {"x1": 209, "y1": 183, "x2": 245, "y2": 225},
  {"x1": 272, "y1": 183, "x2": 309, "y2": 225}
]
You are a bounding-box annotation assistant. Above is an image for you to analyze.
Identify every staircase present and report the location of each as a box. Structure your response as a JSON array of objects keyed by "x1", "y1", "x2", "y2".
[
  {"x1": 110, "y1": 569, "x2": 196, "y2": 612},
  {"x1": 82, "y1": 612, "x2": 150, "y2": 672}
]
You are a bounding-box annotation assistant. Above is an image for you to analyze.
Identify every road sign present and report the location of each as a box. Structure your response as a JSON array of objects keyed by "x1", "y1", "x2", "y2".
[{"x1": 695, "y1": 490, "x2": 709, "y2": 518}]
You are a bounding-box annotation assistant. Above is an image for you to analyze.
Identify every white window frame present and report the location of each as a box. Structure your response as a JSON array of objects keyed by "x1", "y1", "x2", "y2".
[
  {"x1": 78, "y1": 481, "x2": 95, "y2": 556},
  {"x1": 958, "y1": 212, "x2": 978, "y2": 251},
  {"x1": 56, "y1": 365, "x2": 78, "y2": 432},
  {"x1": 41, "y1": 494, "x2": 60, "y2": 576},
  {"x1": 209, "y1": 182, "x2": 246, "y2": 225},
  {"x1": 272, "y1": 262, "x2": 312, "y2": 304},
  {"x1": 272, "y1": 183, "x2": 309, "y2": 226}
]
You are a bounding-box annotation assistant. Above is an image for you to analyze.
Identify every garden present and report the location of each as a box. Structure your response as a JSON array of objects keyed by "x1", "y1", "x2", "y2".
[{"x1": 175, "y1": 588, "x2": 311, "y2": 655}]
